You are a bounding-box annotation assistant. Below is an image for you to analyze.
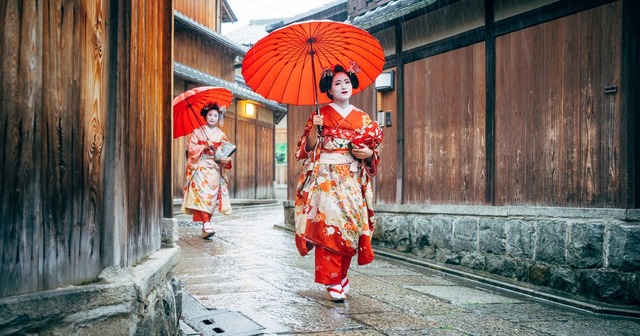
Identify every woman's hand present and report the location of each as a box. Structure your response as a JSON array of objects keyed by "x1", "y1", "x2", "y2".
[
  {"x1": 312, "y1": 114, "x2": 323, "y2": 127},
  {"x1": 305, "y1": 114, "x2": 323, "y2": 151},
  {"x1": 219, "y1": 157, "x2": 231, "y2": 166},
  {"x1": 351, "y1": 144, "x2": 373, "y2": 160}
]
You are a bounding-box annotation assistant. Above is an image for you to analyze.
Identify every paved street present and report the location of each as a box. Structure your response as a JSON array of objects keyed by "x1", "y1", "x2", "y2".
[{"x1": 175, "y1": 203, "x2": 640, "y2": 336}]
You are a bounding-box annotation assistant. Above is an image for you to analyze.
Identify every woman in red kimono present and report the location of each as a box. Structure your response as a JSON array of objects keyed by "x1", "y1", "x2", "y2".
[
  {"x1": 182, "y1": 103, "x2": 233, "y2": 239},
  {"x1": 294, "y1": 63, "x2": 383, "y2": 301}
]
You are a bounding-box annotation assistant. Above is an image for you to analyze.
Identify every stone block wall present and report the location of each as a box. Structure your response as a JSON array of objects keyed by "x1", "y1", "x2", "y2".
[
  {"x1": 0, "y1": 247, "x2": 181, "y2": 335},
  {"x1": 283, "y1": 202, "x2": 640, "y2": 306},
  {"x1": 372, "y1": 205, "x2": 640, "y2": 306}
]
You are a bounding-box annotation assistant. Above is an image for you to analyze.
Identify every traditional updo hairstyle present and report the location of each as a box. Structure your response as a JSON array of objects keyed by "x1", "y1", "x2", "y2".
[
  {"x1": 200, "y1": 103, "x2": 220, "y2": 119},
  {"x1": 319, "y1": 64, "x2": 360, "y2": 100}
]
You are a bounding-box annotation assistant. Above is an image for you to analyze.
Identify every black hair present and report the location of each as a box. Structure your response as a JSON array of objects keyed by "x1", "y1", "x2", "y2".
[
  {"x1": 319, "y1": 64, "x2": 360, "y2": 100},
  {"x1": 200, "y1": 103, "x2": 220, "y2": 118}
]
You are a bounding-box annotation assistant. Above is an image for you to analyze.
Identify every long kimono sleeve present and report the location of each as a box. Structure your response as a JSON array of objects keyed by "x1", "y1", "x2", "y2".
[
  {"x1": 186, "y1": 132, "x2": 208, "y2": 165},
  {"x1": 364, "y1": 147, "x2": 381, "y2": 177},
  {"x1": 220, "y1": 133, "x2": 233, "y2": 170},
  {"x1": 294, "y1": 114, "x2": 317, "y2": 161},
  {"x1": 358, "y1": 117, "x2": 383, "y2": 177}
]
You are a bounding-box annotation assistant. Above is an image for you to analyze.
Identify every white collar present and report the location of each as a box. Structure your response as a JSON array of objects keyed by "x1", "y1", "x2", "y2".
[{"x1": 329, "y1": 103, "x2": 354, "y2": 118}]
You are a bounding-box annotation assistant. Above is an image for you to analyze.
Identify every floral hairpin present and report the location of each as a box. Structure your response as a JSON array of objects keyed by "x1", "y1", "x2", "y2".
[
  {"x1": 347, "y1": 61, "x2": 361, "y2": 75},
  {"x1": 321, "y1": 66, "x2": 333, "y2": 79}
]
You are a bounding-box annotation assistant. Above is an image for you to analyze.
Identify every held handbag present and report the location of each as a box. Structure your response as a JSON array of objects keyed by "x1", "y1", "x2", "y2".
[{"x1": 214, "y1": 142, "x2": 237, "y2": 162}]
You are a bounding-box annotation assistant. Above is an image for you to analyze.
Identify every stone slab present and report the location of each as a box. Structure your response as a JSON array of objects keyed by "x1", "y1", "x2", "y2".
[{"x1": 406, "y1": 285, "x2": 522, "y2": 305}]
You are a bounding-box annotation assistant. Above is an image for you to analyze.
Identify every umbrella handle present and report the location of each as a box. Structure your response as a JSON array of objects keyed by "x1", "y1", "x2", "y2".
[
  {"x1": 309, "y1": 41, "x2": 323, "y2": 134},
  {"x1": 315, "y1": 107, "x2": 322, "y2": 134}
]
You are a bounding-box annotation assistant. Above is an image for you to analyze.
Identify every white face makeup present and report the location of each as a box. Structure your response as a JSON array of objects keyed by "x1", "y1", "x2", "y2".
[
  {"x1": 329, "y1": 72, "x2": 353, "y2": 102},
  {"x1": 205, "y1": 109, "x2": 220, "y2": 127}
]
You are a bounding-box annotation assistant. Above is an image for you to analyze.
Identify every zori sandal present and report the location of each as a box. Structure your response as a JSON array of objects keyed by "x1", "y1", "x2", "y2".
[
  {"x1": 341, "y1": 277, "x2": 350, "y2": 294},
  {"x1": 325, "y1": 284, "x2": 345, "y2": 302},
  {"x1": 200, "y1": 227, "x2": 215, "y2": 239}
]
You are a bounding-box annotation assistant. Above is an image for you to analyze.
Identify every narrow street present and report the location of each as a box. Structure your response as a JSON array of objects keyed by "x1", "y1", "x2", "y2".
[{"x1": 175, "y1": 204, "x2": 640, "y2": 336}]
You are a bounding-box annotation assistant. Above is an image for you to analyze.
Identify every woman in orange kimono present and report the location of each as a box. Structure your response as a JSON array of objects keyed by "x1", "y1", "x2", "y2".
[
  {"x1": 294, "y1": 63, "x2": 383, "y2": 301},
  {"x1": 182, "y1": 103, "x2": 233, "y2": 239}
]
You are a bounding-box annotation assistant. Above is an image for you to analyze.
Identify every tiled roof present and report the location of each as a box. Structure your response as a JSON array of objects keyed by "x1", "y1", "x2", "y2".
[
  {"x1": 349, "y1": 0, "x2": 436, "y2": 30},
  {"x1": 174, "y1": 62, "x2": 288, "y2": 124},
  {"x1": 224, "y1": 19, "x2": 283, "y2": 48},
  {"x1": 174, "y1": 11, "x2": 248, "y2": 54}
]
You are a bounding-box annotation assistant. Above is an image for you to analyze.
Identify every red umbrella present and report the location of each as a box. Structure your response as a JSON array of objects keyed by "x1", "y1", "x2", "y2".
[
  {"x1": 172, "y1": 86, "x2": 233, "y2": 138},
  {"x1": 241, "y1": 20, "x2": 385, "y2": 108}
]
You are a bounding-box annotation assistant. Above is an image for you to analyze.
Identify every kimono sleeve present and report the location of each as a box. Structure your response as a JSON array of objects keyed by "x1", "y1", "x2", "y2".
[
  {"x1": 186, "y1": 132, "x2": 207, "y2": 165},
  {"x1": 294, "y1": 114, "x2": 317, "y2": 161}
]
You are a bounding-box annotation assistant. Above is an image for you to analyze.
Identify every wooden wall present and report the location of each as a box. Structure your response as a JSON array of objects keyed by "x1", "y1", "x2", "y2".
[
  {"x1": 404, "y1": 43, "x2": 487, "y2": 205},
  {"x1": 116, "y1": 0, "x2": 172, "y2": 265},
  {"x1": 495, "y1": 2, "x2": 622, "y2": 207},
  {"x1": 287, "y1": 1, "x2": 633, "y2": 209},
  {"x1": 0, "y1": 0, "x2": 108, "y2": 297},
  {"x1": 175, "y1": 0, "x2": 219, "y2": 32},
  {"x1": 234, "y1": 117, "x2": 256, "y2": 198},
  {"x1": 375, "y1": 76, "x2": 398, "y2": 204},
  {"x1": 0, "y1": 0, "x2": 172, "y2": 297},
  {"x1": 256, "y1": 122, "x2": 275, "y2": 198},
  {"x1": 287, "y1": 105, "x2": 315, "y2": 198},
  {"x1": 174, "y1": 28, "x2": 237, "y2": 82}
]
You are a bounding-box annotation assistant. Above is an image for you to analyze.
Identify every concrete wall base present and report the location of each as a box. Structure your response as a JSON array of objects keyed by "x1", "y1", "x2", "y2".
[
  {"x1": 283, "y1": 201, "x2": 640, "y2": 309},
  {"x1": 0, "y1": 247, "x2": 181, "y2": 335}
]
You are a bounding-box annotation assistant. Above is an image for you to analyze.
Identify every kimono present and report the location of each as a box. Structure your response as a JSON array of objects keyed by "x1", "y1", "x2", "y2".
[
  {"x1": 294, "y1": 103, "x2": 383, "y2": 284},
  {"x1": 182, "y1": 126, "x2": 233, "y2": 220}
]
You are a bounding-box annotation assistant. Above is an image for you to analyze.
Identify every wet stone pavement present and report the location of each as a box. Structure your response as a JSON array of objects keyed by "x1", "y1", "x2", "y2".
[{"x1": 175, "y1": 204, "x2": 640, "y2": 336}]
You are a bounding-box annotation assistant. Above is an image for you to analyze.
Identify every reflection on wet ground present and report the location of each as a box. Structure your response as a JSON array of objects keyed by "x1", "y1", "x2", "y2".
[{"x1": 176, "y1": 204, "x2": 640, "y2": 335}]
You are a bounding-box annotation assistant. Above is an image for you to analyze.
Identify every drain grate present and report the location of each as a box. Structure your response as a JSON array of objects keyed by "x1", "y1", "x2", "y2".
[
  {"x1": 181, "y1": 290, "x2": 265, "y2": 336},
  {"x1": 185, "y1": 310, "x2": 264, "y2": 336}
]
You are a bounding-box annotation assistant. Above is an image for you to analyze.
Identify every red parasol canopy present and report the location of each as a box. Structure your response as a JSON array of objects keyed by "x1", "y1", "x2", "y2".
[
  {"x1": 172, "y1": 86, "x2": 233, "y2": 138},
  {"x1": 241, "y1": 20, "x2": 385, "y2": 107}
]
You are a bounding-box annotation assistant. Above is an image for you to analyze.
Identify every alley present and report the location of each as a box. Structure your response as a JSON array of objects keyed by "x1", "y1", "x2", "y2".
[{"x1": 175, "y1": 204, "x2": 640, "y2": 336}]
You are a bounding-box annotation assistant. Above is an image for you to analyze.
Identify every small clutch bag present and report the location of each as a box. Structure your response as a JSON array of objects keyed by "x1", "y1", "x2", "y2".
[{"x1": 215, "y1": 142, "x2": 237, "y2": 162}]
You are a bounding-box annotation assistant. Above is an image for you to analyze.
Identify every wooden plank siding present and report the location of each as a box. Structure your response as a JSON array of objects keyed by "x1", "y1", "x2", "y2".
[
  {"x1": 284, "y1": 0, "x2": 632, "y2": 209},
  {"x1": 0, "y1": 0, "x2": 108, "y2": 297},
  {"x1": 287, "y1": 105, "x2": 315, "y2": 199},
  {"x1": 174, "y1": 28, "x2": 237, "y2": 82},
  {"x1": 256, "y1": 122, "x2": 275, "y2": 198},
  {"x1": 234, "y1": 117, "x2": 257, "y2": 198},
  {"x1": 175, "y1": 0, "x2": 219, "y2": 32},
  {"x1": 117, "y1": 0, "x2": 169, "y2": 265},
  {"x1": 375, "y1": 79, "x2": 399, "y2": 204},
  {"x1": 495, "y1": 2, "x2": 622, "y2": 207},
  {"x1": 403, "y1": 43, "x2": 487, "y2": 205},
  {"x1": 0, "y1": 0, "x2": 172, "y2": 297}
]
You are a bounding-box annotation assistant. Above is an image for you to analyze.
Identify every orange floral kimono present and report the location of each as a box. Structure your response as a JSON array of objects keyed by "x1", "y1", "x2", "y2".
[
  {"x1": 294, "y1": 104, "x2": 382, "y2": 271},
  {"x1": 182, "y1": 126, "x2": 232, "y2": 218}
]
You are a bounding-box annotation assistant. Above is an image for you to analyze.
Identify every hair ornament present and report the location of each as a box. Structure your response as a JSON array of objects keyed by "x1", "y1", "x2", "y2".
[
  {"x1": 321, "y1": 66, "x2": 333, "y2": 79},
  {"x1": 347, "y1": 61, "x2": 361, "y2": 75}
]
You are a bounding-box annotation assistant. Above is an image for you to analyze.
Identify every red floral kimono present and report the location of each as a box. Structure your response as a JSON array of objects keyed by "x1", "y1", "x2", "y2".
[
  {"x1": 294, "y1": 103, "x2": 383, "y2": 285},
  {"x1": 182, "y1": 126, "x2": 233, "y2": 222}
]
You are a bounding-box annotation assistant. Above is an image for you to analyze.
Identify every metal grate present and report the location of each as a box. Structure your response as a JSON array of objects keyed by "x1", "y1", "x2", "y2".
[{"x1": 181, "y1": 290, "x2": 265, "y2": 336}]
